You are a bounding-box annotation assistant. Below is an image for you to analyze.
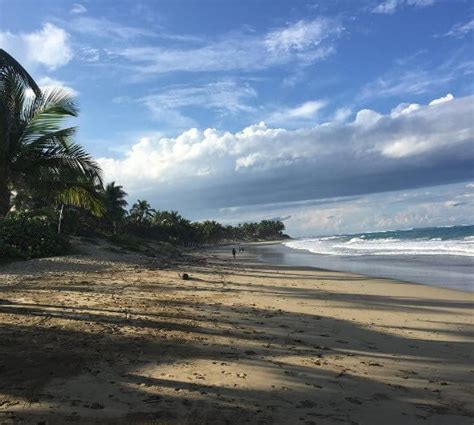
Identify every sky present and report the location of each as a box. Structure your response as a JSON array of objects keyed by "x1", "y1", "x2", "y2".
[{"x1": 1, "y1": 0, "x2": 473, "y2": 236}]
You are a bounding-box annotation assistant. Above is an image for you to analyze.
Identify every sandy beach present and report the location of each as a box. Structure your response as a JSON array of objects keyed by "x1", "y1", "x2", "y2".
[{"x1": 0, "y1": 240, "x2": 473, "y2": 424}]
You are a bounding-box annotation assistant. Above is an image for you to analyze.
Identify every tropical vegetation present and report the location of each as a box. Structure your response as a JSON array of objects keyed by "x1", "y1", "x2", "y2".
[{"x1": 0, "y1": 49, "x2": 287, "y2": 260}]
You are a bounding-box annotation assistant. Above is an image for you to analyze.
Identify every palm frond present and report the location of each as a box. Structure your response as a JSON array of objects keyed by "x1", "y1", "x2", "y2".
[
  {"x1": 20, "y1": 88, "x2": 78, "y2": 144},
  {"x1": 15, "y1": 141, "x2": 103, "y2": 185},
  {"x1": 0, "y1": 49, "x2": 40, "y2": 96},
  {"x1": 0, "y1": 51, "x2": 103, "y2": 217},
  {"x1": 0, "y1": 71, "x2": 28, "y2": 157},
  {"x1": 56, "y1": 185, "x2": 106, "y2": 217},
  {"x1": 23, "y1": 87, "x2": 78, "y2": 123}
]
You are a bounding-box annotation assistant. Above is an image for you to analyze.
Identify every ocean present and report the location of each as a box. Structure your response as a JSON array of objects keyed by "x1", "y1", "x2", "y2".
[{"x1": 251, "y1": 225, "x2": 474, "y2": 292}]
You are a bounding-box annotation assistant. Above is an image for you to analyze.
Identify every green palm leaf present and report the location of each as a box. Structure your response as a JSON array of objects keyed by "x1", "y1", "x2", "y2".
[{"x1": 0, "y1": 50, "x2": 104, "y2": 217}]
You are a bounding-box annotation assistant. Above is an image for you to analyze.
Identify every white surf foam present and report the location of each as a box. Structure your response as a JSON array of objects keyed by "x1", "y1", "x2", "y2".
[{"x1": 284, "y1": 236, "x2": 474, "y2": 257}]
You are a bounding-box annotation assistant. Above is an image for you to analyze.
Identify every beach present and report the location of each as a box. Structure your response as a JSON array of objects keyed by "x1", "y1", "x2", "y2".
[
  {"x1": 250, "y1": 240, "x2": 474, "y2": 292},
  {"x1": 0, "y1": 240, "x2": 473, "y2": 424}
]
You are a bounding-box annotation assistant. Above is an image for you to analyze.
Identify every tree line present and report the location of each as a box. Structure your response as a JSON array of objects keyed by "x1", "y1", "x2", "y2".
[{"x1": 0, "y1": 49, "x2": 287, "y2": 259}]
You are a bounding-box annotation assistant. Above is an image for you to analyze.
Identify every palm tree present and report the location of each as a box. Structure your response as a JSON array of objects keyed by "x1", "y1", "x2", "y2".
[
  {"x1": 152, "y1": 210, "x2": 182, "y2": 226},
  {"x1": 129, "y1": 200, "x2": 155, "y2": 224},
  {"x1": 0, "y1": 48, "x2": 40, "y2": 97},
  {"x1": 0, "y1": 49, "x2": 104, "y2": 217},
  {"x1": 102, "y1": 182, "x2": 128, "y2": 234}
]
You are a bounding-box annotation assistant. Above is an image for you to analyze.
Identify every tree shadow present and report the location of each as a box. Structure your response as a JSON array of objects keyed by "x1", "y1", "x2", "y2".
[{"x1": 0, "y1": 255, "x2": 473, "y2": 424}]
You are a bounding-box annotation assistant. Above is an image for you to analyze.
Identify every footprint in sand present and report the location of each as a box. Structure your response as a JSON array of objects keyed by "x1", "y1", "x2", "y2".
[
  {"x1": 297, "y1": 400, "x2": 317, "y2": 408},
  {"x1": 371, "y1": 393, "x2": 390, "y2": 401},
  {"x1": 345, "y1": 397, "x2": 363, "y2": 405},
  {"x1": 143, "y1": 395, "x2": 162, "y2": 403}
]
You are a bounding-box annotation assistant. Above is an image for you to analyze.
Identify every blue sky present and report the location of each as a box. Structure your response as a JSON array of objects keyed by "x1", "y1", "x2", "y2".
[{"x1": 1, "y1": 0, "x2": 473, "y2": 235}]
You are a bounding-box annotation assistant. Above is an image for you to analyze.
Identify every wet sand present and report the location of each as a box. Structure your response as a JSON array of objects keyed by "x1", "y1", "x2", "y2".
[{"x1": 0, "y1": 240, "x2": 473, "y2": 424}]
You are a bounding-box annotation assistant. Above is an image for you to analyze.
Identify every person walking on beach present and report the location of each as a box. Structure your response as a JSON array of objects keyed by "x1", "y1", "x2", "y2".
[{"x1": 232, "y1": 248, "x2": 236, "y2": 259}]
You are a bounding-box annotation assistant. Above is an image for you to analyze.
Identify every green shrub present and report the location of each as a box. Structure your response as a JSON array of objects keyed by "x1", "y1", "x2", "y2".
[
  {"x1": 108, "y1": 233, "x2": 145, "y2": 252},
  {"x1": 0, "y1": 214, "x2": 69, "y2": 260}
]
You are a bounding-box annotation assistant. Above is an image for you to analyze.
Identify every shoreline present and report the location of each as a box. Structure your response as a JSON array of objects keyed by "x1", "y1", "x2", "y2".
[
  {"x1": 0, "y1": 240, "x2": 473, "y2": 424},
  {"x1": 242, "y1": 240, "x2": 473, "y2": 293},
  {"x1": 210, "y1": 242, "x2": 470, "y2": 295}
]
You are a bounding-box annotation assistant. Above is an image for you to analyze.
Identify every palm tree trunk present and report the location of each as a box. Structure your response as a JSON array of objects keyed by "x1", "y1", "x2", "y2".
[
  {"x1": 57, "y1": 204, "x2": 64, "y2": 234},
  {"x1": 0, "y1": 179, "x2": 11, "y2": 217}
]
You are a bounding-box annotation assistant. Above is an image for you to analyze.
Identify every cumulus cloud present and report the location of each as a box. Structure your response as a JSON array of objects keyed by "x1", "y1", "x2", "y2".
[
  {"x1": 429, "y1": 93, "x2": 454, "y2": 105},
  {"x1": 353, "y1": 109, "x2": 382, "y2": 127},
  {"x1": 98, "y1": 95, "x2": 474, "y2": 212},
  {"x1": 332, "y1": 107, "x2": 353, "y2": 123},
  {"x1": 0, "y1": 23, "x2": 73, "y2": 70},
  {"x1": 116, "y1": 18, "x2": 343, "y2": 75},
  {"x1": 390, "y1": 102, "x2": 420, "y2": 118}
]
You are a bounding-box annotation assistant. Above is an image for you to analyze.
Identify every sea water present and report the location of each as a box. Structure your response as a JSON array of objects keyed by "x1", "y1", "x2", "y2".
[
  {"x1": 254, "y1": 225, "x2": 474, "y2": 292},
  {"x1": 284, "y1": 225, "x2": 474, "y2": 258}
]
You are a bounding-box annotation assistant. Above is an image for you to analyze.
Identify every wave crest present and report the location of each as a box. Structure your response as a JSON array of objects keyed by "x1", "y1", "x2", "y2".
[{"x1": 285, "y1": 229, "x2": 474, "y2": 257}]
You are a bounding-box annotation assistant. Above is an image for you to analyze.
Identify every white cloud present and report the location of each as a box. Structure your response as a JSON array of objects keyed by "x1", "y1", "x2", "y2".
[
  {"x1": 71, "y1": 3, "x2": 87, "y2": 14},
  {"x1": 390, "y1": 102, "x2": 420, "y2": 118},
  {"x1": 380, "y1": 136, "x2": 431, "y2": 158},
  {"x1": 372, "y1": 0, "x2": 437, "y2": 14},
  {"x1": 267, "y1": 100, "x2": 327, "y2": 126},
  {"x1": 24, "y1": 24, "x2": 73, "y2": 70},
  {"x1": 0, "y1": 23, "x2": 73, "y2": 70},
  {"x1": 265, "y1": 19, "x2": 343, "y2": 53},
  {"x1": 360, "y1": 56, "x2": 474, "y2": 101},
  {"x1": 353, "y1": 109, "x2": 382, "y2": 127},
  {"x1": 117, "y1": 18, "x2": 343, "y2": 75},
  {"x1": 140, "y1": 80, "x2": 257, "y2": 128},
  {"x1": 429, "y1": 93, "x2": 454, "y2": 106},
  {"x1": 77, "y1": 46, "x2": 100, "y2": 62},
  {"x1": 445, "y1": 200, "x2": 461, "y2": 207},
  {"x1": 361, "y1": 69, "x2": 453, "y2": 99},
  {"x1": 445, "y1": 18, "x2": 474, "y2": 38},
  {"x1": 37, "y1": 76, "x2": 78, "y2": 96},
  {"x1": 98, "y1": 95, "x2": 474, "y2": 197},
  {"x1": 332, "y1": 107, "x2": 353, "y2": 123},
  {"x1": 373, "y1": 0, "x2": 400, "y2": 14},
  {"x1": 67, "y1": 17, "x2": 156, "y2": 40}
]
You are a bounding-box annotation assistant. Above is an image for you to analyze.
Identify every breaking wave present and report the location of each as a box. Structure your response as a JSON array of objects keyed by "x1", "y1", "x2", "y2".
[{"x1": 284, "y1": 225, "x2": 474, "y2": 257}]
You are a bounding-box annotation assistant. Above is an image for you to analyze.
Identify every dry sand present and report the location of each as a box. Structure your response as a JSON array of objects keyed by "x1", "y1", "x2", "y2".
[{"x1": 0, "y1": 240, "x2": 473, "y2": 425}]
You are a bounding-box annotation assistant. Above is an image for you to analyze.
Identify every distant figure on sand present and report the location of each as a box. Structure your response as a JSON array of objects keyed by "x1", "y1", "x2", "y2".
[{"x1": 232, "y1": 248, "x2": 236, "y2": 259}]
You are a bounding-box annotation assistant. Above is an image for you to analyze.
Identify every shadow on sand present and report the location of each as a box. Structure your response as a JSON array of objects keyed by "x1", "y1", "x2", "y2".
[{"x1": 0, "y1": 253, "x2": 473, "y2": 424}]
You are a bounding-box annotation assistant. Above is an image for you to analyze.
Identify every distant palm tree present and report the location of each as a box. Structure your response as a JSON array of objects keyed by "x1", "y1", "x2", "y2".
[
  {"x1": 152, "y1": 210, "x2": 182, "y2": 226},
  {"x1": 0, "y1": 49, "x2": 104, "y2": 217},
  {"x1": 129, "y1": 199, "x2": 155, "y2": 223},
  {"x1": 103, "y1": 182, "x2": 128, "y2": 233}
]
